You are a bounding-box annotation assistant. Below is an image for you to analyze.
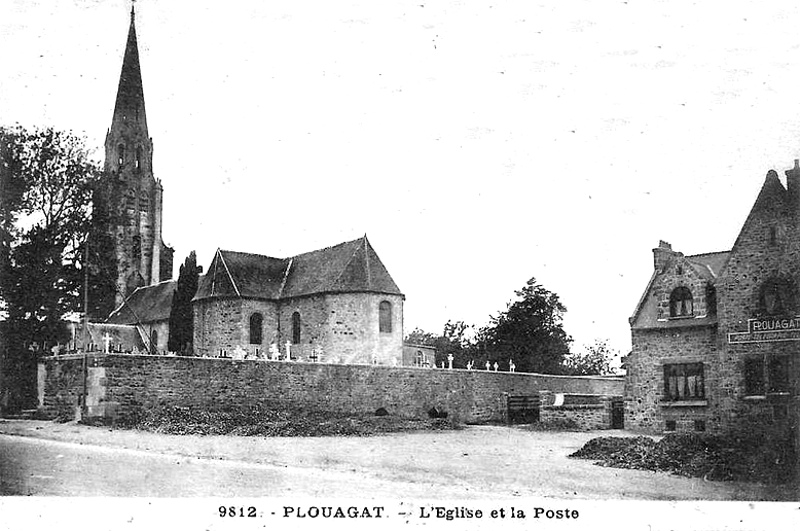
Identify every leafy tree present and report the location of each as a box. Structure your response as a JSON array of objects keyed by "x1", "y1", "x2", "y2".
[
  {"x1": 563, "y1": 339, "x2": 620, "y2": 376},
  {"x1": 84, "y1": 195, "x2": 120, "y2": 320},
  {"x1": 0, "y1": 125, "x2": 101, "y2": 349},
  {"x1": 476, "y1": 277, "x2": 571, "y2": 374},
  {"x1": 168, "y1": 251, "x2": 201, "y2": 354}
]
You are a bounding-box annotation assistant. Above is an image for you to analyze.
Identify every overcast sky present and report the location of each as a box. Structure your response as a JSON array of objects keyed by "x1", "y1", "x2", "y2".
[{"x1": 4, "y1": 0, "x2": 800, "y2": 355}]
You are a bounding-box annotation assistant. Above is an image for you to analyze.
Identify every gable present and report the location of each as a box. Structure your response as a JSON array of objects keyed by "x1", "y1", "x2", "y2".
[{"x1": 631, "y1": 251, "x2": 717, "y2": 329}]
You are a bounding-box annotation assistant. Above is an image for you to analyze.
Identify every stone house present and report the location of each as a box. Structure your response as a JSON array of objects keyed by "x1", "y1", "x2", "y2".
[
  {"x1": 402, "y1": 343, "x2": 436, "y2": 368},
  {"x1": 192, "y1": 236, "x2": 405, "y2": 365},
  {"x1": 627, "y1": 163, "x2": 800, "y2": 440}
]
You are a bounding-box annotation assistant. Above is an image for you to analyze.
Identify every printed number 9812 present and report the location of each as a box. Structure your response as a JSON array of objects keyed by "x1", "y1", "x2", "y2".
[{"x1": 219, "y1": 506, "x2": 257, "y2": 518}]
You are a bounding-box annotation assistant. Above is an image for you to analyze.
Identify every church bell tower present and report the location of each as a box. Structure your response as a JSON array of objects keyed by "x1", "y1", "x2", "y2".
[{"x1": 101, "y1": 3, "x2": 173, "y2": 308}]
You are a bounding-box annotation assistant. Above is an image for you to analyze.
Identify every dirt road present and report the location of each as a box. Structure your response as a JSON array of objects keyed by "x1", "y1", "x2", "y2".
[{"x1": 0, "y1": 419, "x2": 795, "y2": 499}]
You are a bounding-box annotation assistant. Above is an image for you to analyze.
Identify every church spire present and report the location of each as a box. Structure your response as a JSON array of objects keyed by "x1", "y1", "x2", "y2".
[{"x1": 111, "y1": 1, "x2": 148, "y2": 136}]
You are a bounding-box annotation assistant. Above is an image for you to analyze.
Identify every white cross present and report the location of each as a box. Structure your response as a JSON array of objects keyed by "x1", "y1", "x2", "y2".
[{"x1": 103, "y1": 333, "x2": 112, "y2": 354}]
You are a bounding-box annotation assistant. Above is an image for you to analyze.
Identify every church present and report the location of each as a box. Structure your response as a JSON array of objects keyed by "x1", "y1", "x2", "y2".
[
  {"x1": 97, "y1": 6, "x2": 405, "y2": 365},
  {"x1": 626, "y1": 164, "x2": 800, "y2": 440}
]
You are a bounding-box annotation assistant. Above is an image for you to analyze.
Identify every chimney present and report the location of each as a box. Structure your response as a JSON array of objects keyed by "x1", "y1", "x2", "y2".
[
  {"x1": 785, "y1": 159, "x2": 800, "y2": 215},
  {"x1": 653, "y1": 240, "x2": 673, "y2": 272}
]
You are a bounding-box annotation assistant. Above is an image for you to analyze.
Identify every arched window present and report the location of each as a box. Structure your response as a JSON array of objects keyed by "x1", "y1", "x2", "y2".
[
  {"x1": 249, "y1": 313, "x2": 263, "y2": 344},
  {"x1": 669, "y1": 287, "x2": 693, "y2": 317},
  {"x1": 135, "y1": 146, "x2": 143, "y2": 170},
  {"x1": 759, "y1": 277, "x2": 796, "y2": 316},
  {"x1": 292, "y1": 312, "x2": 301, "y2": 344},
  {"x1": 415, "y1": 350, "x2": 424, "y2": 367},
  {"x1": 139, "y1": 191, "x2": 149, "y2": 212},
  {"x1": 150, "y1": 330, "x2": 158, "y2": 355},
  {"x1": 379, "y1": 301, "x2": 392, "y2": 333},
  {"x1": 117, "y1": 144, "x2": 125, "y2": 167}
]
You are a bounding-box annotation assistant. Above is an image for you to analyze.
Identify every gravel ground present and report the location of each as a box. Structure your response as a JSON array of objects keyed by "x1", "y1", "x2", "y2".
[{"x1": 0, "y1": 419, "x2": 796, "y2": 500}]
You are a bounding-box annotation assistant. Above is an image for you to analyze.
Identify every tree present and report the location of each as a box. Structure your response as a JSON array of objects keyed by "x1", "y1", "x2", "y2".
[
  {"x1": 477, "y1": 277, "x2": 572, "y2": 374},
  {"x1": 0, "y1": 126, "x2": 101, "y2": 349},
  {"x1": 168, "y1": 251, "x2": 201, "y2": 354},
  {"x1": 405, "y1": 320, "x2": 475, "y2": 368},
  {"x1": 563, "y1": 339, "x2": 620, "y2": 376}
]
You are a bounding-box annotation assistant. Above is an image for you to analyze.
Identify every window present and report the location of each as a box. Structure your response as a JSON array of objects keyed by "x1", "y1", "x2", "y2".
[
  {"x1": 136, "y1": 146, "x2": 142, "y2": 170},
  {"x1": 150, "y1": 330, "x2": 158, "y2": 355},
  {"x1": 117, "y1": 144, "x2": 125, "y2": 167},
  {"x1": 139, "y1": 191, "x2": 149, "y2": 212},
  {"x1": 125, "y1": 190, "x2": 136, "y2": 209},
  {"x1": 744, "y1": 357, "x2": 764, "y2": 396},
  {"x1": 663, "y1": 362, "x2": 705, "y2": 401},
  {"x1": 759, "y1": 277, "x2": 796, "y2": 316},
  {"x1": 249, "y1": 313, "x2": 263, "y2": 344},
  {"x1": 769, "y1": 355, "x2": 790, "y2": 394},
  {"x1": 769, "y1": 226, "x2": 778, "y2": 246},
  {"x1": 379, "y1": 301, "x2": 392, "y2": 333},
  {"x1": 705, "y1": 284, "x2": 717, "y2": 317},
  {"x1": 665, "y1": 420, "x2": 677, "y2": 432},
  {"x1": 669, "y1": 287, "x2": 693, "y2": 317},
  {"x1": 292, "y1": 311, "x2": 301, "y2": 344},
  {"x1": 415, "y1": 350, "x2": 424, "y2": 367},
  {"x1": 676, "y1": 265, "x2": 683, "y2": 275}
]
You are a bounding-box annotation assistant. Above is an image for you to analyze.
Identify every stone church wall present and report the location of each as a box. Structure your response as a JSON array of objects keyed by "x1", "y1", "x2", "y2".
[
  {"x1": 39, "y1": 354, "x2": 623, "y2": 425},
  {"x1": 193, "y1": 298, "x2": 279, "y2": 357}
]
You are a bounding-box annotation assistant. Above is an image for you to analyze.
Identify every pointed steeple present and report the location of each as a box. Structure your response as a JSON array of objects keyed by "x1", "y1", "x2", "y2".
[{"x1": 111, "y1": 4, "x2": 148, "y2": 136}]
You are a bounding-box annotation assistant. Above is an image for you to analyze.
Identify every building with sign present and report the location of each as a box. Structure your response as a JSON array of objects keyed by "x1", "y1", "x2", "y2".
[{"x1": 626, "y1": 163, "x2": 800, "y2": 438}]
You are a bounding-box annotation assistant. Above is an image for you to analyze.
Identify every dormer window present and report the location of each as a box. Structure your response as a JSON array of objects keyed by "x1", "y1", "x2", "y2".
[{"x1": 669, "y1": 287, "x2": 693, "y2": 317}]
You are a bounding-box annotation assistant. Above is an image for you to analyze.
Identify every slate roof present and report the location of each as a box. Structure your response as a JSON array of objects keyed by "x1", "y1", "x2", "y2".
[
  {"x1": 107, "y1": 279, "x2": 177, "y2": 325},
  {"x1": 686, "y1": 251, "x2": 731, "y2": 280},
  {"x1": 194, "y1": 236, "x2": 403, "y2": 302}
]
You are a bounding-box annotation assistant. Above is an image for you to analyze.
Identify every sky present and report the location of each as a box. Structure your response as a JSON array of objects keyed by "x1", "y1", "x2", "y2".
[{"x1": 4, "y1": 0, "x2": 800, "y2": 356}]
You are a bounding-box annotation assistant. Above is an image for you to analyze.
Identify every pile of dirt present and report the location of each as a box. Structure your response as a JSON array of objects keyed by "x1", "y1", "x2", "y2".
[
  {"x1": 93, "y1": 406, "x2": 461, "y2": 437},
  {"x1": 570, "y1": 432, "x2": 796, "y2": 484}
]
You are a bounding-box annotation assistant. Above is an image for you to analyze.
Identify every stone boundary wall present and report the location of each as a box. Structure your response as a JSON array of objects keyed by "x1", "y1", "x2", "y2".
[
  {"x1": 538, "y1": 390, "x2": 614, "y2": 430},
  {"x1": 39, "y1": 354, "x2": 624, "y2": 424}
]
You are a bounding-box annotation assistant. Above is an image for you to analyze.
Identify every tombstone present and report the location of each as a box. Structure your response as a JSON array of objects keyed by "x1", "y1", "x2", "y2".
[
  {"x1": 232, "y1": 345, "x2": 246, "y2": 360},
  {"x1": 447, "y1": 353, "x2": 454, "y2": 370},
  {"x1": 269, "y1": 343, "x2": 279, "y2": 361},
  {"x1": 493, "y1": 362, "x2": 498, "y2": 372},
  {"x1": 102, "y1": 333, "x2": 112, "y2": 354},
  {"x1": 285, "y1": 341, "x2": 292, "y2": 361},
  {"x1": 485, "y1": 360, "x2": 491, "y2": 371},
  {"x1": 509, "y1": 359, "x2": 516, "y2": 373}
]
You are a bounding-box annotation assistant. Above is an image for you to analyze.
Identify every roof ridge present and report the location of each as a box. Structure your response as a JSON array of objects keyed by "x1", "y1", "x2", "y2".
[
  {"x1": 278, "y1": 258, "x2": 293, "y2": 298},
  {"x1": 217, "y1": 250, "x2": 241, "y2": 297},
  {"x1": 687, "y1": 250, "x2": 731, "y2": 259},
  {"x1": 289, "y1": 237, "x2": 364, "y2": 260},
  {"x1": 220, "y1": 249, "x2": 281, "y2": 260}
]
